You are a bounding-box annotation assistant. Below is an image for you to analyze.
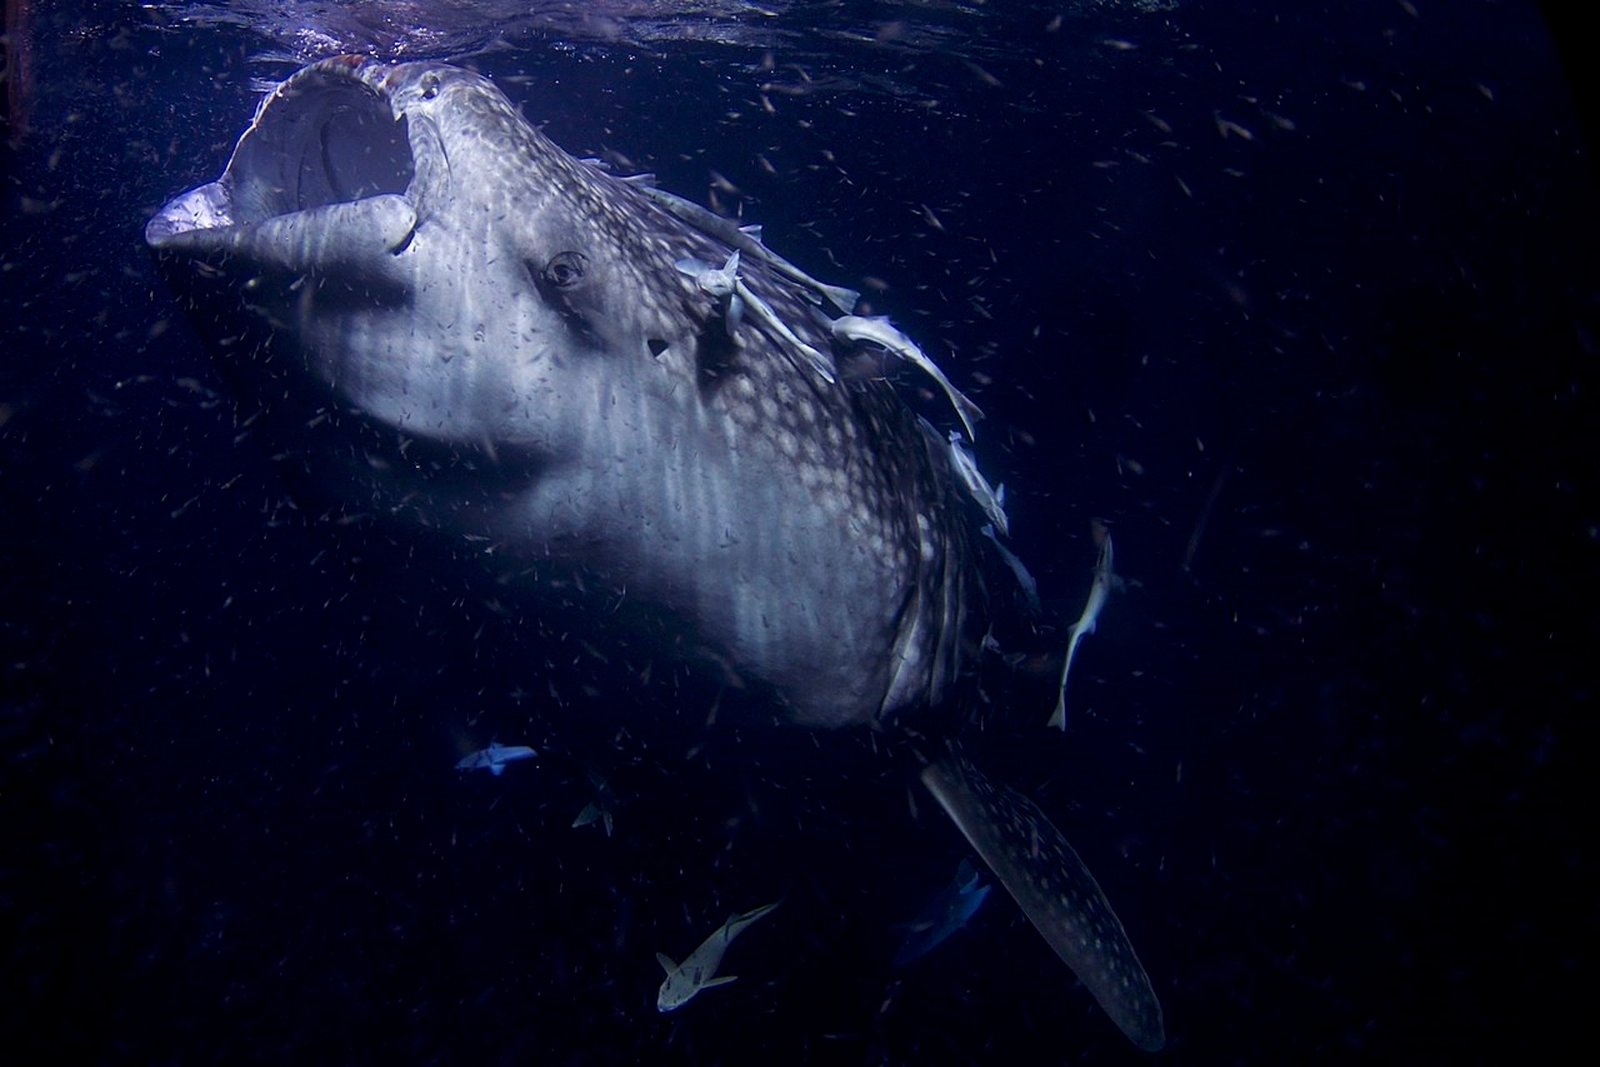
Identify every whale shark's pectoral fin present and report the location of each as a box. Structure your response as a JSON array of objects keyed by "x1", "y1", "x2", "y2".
[
  {"x1": 148, "y1": 189, "x2": 418, "y2": 283},
  {"x1": 655, "y1": 952, "x2": 678, "y2": 975},
  {"x1": 921, "y1": 753, "x2": 1164, "y2": 1052}
]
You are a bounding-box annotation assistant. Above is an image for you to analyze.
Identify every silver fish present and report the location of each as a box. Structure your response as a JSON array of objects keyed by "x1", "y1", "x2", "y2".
[
  {"x1": 893, "y1": 857, "x2": 992, "y2": 967},
  {"x1": 1049, "y1": 528, "x2": 1117, "y2": 731},
  {"x1": 656, "y1": 898, "x2": 782, "y2": 1012},
  {"x1": 828, "y1": 313, "x2": 984, "y2": 441},
  {"x1": 944, "y1": 429, "x2": 1011, "y2": 538},
  {"x1": 455, "y1": 742, "x2": 538, "y2": 777}
]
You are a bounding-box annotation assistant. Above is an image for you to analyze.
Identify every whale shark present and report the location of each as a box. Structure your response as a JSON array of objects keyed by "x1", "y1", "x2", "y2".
[{"x1": 145, "y1": 57, "x2": 1164, "y2": 1050}]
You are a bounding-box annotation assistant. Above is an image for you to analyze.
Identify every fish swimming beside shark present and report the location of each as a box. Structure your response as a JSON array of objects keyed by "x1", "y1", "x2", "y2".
[
  {"x1": 656, "y1": 898, "x2": 782, "y2": 1012},
  {"x1": 455, "y1": 742, "x2": 538, "y2": 776},
  {"x1": 145, "y1": 57, "x2": 1164, "y2": 1050},
  {"x1": 1050, "y1": 522, "x2": 1119, "y2": 731},
  {"x1": 893, "y1": 857, "x2": 992, "y2": 968}
]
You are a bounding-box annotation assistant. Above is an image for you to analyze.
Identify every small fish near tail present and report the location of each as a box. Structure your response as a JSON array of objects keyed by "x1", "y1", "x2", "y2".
[
  {"x1": 920, "y1": 751, "x2": 1164, "y2": 1051},
  {"x1": 1049, "y1": 524, "x2": 1116, "y2": 731}
]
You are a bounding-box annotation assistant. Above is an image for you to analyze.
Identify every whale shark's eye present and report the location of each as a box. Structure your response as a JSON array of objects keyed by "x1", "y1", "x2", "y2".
[
  {"x1": 543, "y1": 251, "x2": 588, "y2": 289},
  {"x1": 420, "y1": 73, "x2": 441, "y2": 101}
]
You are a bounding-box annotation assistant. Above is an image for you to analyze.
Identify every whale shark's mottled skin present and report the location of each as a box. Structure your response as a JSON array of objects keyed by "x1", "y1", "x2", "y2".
[{"x1": 146, "y1": 57, "x2": 1163, "y2": 1050}]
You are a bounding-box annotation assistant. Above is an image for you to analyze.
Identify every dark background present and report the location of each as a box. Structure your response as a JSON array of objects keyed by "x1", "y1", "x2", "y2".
[{"x1": 2, "y1": 1, "x2": 1593, "y2": 1063}]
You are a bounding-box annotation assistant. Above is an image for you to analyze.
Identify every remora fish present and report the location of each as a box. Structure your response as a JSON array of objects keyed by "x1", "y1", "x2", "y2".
[
  {"x1": 893, "y1": 856, "x2": 992, "y2": 967},
  {"x1": 1049, "y1": 525, "x2": 1117, "y2": 731},
  {"x1": 456, "y1": 742, "x2": 538, "y2": 776},
  {"x1": 655, "y1": 898, "x2": 782, "y2": 1012},
  {"x1": 145, "y1": 58, "x2": 1163, "y2": 1050}
]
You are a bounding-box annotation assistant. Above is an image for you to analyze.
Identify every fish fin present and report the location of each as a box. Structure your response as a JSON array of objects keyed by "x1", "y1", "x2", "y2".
[
  {"x1": 950, "y1": 387, "x2": 984, "y2": 443},
  {"x1": 1048, "y1": 694, "x2": 1067, "y2": 731},
  {"x1": 701, "y1": 974, "x2": 738, "y2": 989},
  {"x1": 656, "y1": 952, "x2": 678, "y2": 974},
  {"x1": 1052, "y1": 630, "x2": 1086, "y2": 730},
  {"x1": 826, "y1": 285, "x2": 861, "y2": 315},
  {"x1": 489, "y1": 763, "x2": 505, "y2": 777},
  {"x1": 920, "y1": 753, "x2": 1164, "y2": 1051},
  {"x1": 955, "y1": 857, "x2": 982, "y2": 893}
]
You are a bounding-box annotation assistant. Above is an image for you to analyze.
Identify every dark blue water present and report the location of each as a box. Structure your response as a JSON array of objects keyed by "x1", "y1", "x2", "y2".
[{"x1": 2, "y1": 2, "x2": 1593, "y2": 1063}]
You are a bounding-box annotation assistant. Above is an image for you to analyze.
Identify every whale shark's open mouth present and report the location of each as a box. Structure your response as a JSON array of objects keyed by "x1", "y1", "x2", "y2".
[{"x1": 145, "y1": 60, "x2": 418, "y2": 249}]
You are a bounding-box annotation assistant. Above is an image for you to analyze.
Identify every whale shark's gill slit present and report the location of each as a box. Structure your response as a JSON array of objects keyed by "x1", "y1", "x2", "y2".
[{"x1": 922, "y1": 754, "x2": 1165, "y2": 1051}]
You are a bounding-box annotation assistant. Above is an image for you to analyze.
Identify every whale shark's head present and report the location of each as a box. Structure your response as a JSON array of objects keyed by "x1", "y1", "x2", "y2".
[
  {"x1": 147, "y1": 57, "x2": 973, "y2": 731},
  {"x1": 146, "y1": 58, "x2": 719, "y2": 462}
]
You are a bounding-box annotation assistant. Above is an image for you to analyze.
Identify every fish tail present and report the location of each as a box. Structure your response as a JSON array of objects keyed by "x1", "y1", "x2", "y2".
[
  {"x1": 1051, "y1": 630, "x2": 1085, "y2": 731},
  {"x1": 820, "y1": 282, "x2": 861, "y2": 314},
  {"x1": 920, "y1": 751, "x2": 1164, "y2": 1051}
]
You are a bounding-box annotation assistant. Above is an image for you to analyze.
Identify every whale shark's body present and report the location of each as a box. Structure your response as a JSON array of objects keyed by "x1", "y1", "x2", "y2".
[{"x1": 146, "y1": 57, "x2": 1163, "y2": 1050}]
